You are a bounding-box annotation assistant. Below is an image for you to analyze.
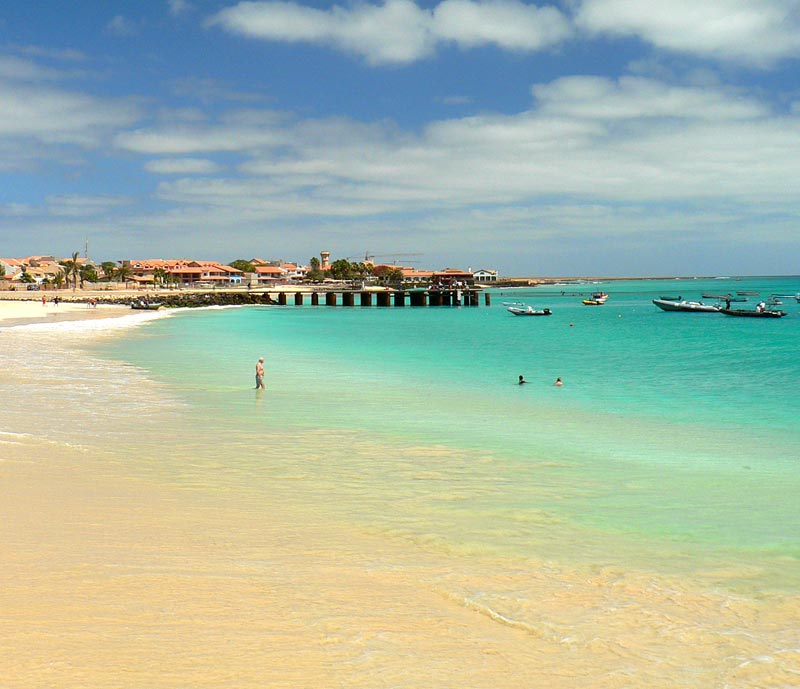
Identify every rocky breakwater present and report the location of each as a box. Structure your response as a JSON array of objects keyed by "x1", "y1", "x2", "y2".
[{"x1": 84, "y1": 292, "x2": 278, "y2": 308}]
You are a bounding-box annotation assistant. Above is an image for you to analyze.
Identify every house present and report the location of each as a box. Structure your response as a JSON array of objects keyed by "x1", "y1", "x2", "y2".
[
  {"x1": 252, "y1": 265, "x2": 287, "y2": 284},
  {"x1": 432, "y1": 268, "x2": 474, "y2": 288},
  {"x1": 123, "y1": 259, "x2": 243, "y2": 286},
  {"x1": 472, "y1": 269, "x2": 498, "y2": 283}
]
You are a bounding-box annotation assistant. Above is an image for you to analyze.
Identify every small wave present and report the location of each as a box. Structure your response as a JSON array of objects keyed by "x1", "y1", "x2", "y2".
[{"x1": 1, "y1": 309, "x2": 172, "y2": 334}]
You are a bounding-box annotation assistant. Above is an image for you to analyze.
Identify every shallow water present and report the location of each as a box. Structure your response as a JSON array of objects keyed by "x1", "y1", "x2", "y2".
[{"x1": 3, "y1": 277, "x2": 800, "y2": 687}]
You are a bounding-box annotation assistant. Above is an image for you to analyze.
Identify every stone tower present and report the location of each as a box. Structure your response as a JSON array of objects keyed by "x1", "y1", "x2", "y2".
[{"x1": 320, "y1": 251, "x2": 330, "y2": 270}]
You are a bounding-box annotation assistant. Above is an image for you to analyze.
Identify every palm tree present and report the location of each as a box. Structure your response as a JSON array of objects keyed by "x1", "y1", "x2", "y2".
[
  {"x1": 70, "y1": 251, "x2": 79, "y2": 291},
  {"x1": 101, "y1": 261, "x2": 117, "y2": 281},
  {"x1": 79, "y1": 264, "x2": 98, "y2": 288},
  {"x1": 153, "y1": 267, "x2": 168, "y2": 288},
  {"x1": 114, "y1": 264, "x2": 133, "y2": 285}
]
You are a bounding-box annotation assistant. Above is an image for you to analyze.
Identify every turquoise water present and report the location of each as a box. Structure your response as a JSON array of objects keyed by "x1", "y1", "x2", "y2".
[{"x1": 94, "y1": 276, "x2": 800, "y2": 590}]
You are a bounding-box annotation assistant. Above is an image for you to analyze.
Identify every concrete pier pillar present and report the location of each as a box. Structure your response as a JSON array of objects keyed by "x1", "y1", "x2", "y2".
[
  {"x1": 484, "y1": 292, "x2": 491, "y2": 306},
  {"x1": 428, "y1": 291, "x2": 442, "y2": 306},
  {"x1": 377, "y1": 292, "x2": 391, "y2": 307},
  {"x1": 311, "y1": 292, "x2": 319, "y2": 306},
  {"x1": 342, "y1": 292, "x2": 354, "y2": 306},
  {"x1": 294, "y1": 292, "x2": 304, "y2": 306},
  {"x1": 393, "y1": 291, "x2": 405, "y2": 307},
  {"x1": 326, "y1": 292, "x2": 337, "y2": 306},
  {"x1": 360, "y1": 292, "x2": 373, "y2": 306},
  {"x1": 409, "y1": 291, "x2": 427, "y2": 306},
  {"x1": 278, "y1": 292, "x2": 287, "y2": 306}
]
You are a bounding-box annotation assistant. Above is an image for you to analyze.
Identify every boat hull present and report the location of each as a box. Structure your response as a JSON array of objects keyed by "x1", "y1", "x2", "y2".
[
  {"x1": 507, "y1": 307, "x2": 551, "y2": 316},
  {"x1": 652, "y1": 299, "x2": 720, "y2": 313},
  {"x1": 720, "y1": 308, "x2": 786, "y2": 318}
]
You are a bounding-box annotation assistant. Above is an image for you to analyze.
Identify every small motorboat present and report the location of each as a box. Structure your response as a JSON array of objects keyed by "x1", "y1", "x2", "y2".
[
  {"x1": 507, "y1": 305, "x2": 552, "y2": 316},
  {"x1": 582, "y1": 291, "x2": 608, "y2": 305},
  {"x1": 131, "y1": 299, "x2": 162, "y2": 310},
  {"x1": 720, "y1": 306, "x2": 786, "y2": 318},
  {"x1": 652, "y1": 299, "x2": 721, "y2": 313}
]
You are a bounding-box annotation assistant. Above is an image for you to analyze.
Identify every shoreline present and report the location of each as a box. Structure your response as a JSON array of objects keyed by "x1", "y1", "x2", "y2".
[
  {"x1": 2, "y1": 285, "x2": 800, "y2": 688},
  {"x1": 0, "y1": 299, "x2": 134, "y2": 328}
]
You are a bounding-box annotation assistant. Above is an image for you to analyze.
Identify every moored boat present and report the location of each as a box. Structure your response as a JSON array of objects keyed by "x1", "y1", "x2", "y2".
[
  {"x1": 720, "y1": 307, "x2": 786, "y2": 318},
  {"x1": 507, "y1": 305, "x2": 552, "y2": 316},
  {"x1": 131, "y1": 300, "x2": 162, "y2": 310},
  {"x1": 652, "y1": 299, "x2": 721, "y2": 313}
]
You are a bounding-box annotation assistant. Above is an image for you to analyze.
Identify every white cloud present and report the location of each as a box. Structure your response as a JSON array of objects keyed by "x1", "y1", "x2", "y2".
[
  {"x1": 145, "y1": 158, "x2": 223, "y2": 174},
  {"x1": 168, "y1": 0, "x2": 193, "y2": 16},
  {"x1": 114, "y1": 111, "x2": 290, "y2": 154},
  {"x1": 531, "y1": 76, "x2": 767, "y2": 122},
  {"x1": 207, "y1": 0, "x2": 571, "y2": 64},
  {"x1": 44, "y1": 194, "x2": 130, "y2": 217},
  {"x1": 106, "y1": 15, "x2": 140, "y2": 36},
  {"x1": 0, "y1": 56, "x2": 66, "y2": 81},
  {"x1": 576, "y1": 0, "x2": 800, "y2": 66},
  {"x1": 433, "y1": 0, "x2": 571, "y2": 51},
  {"x1": 119, "y1": 74, "x2": 800, "y2": 233},
  {"x1": 0, "y1": 82, "x2": 141, "y2": 147}
]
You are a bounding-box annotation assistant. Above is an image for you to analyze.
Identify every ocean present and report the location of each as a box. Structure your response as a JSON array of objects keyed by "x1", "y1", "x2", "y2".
[{"x1": 3, "y1": 276, "x2": 800, "y2": 687}]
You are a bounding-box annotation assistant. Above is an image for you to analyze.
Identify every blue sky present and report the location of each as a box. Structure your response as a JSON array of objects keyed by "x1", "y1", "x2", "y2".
[{"x1": 2, "y1": 1, "x2": 800, "y2": 276}]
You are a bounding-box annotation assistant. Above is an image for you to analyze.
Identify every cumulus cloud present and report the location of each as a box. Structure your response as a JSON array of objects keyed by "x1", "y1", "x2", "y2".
[
  {"x1": 207, "y1": 0, "x2": 571, "y2": 64},
  {"x1": 121, "y1": 74, "x2": 800, "y2": 226},
  {"x1": 576, "y1": 0, "x2": 800, "y2": 66},
  {"x1": 114, "y1": 111, "x2": 290, "y2": 154},
  {"x1": 0, "y1": 82, "x2": 141, "y2": 147},
  {"x1": 145, "y1": 158, "x2": 222, "y2": 174},
  {"x1": 433, "y1": 0, "x2": 571, "y2": 51}
]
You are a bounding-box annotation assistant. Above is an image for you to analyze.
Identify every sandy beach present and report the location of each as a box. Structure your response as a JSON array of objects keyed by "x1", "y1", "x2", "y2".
[
  {"x1": 0, "y1": 297, "x2": 132, "y2": 328},
  {"x1": 2, "y1": 291, "x2": 799, "y2": 688}
]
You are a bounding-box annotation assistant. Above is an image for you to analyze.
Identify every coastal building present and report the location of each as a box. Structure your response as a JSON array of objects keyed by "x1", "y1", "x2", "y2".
[
  {"x1": 432, "y1": 268, "x2": 475, "y2": 288},
  {"x1": 472, "y1": 269, "x2": 498, "y2": 283},
  {"x1": 123, "y1": 259, "x2": 243, "y2": 287}
]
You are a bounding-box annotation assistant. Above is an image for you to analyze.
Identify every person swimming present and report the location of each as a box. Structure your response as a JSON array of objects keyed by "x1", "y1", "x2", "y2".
[
  {"x1": 518, "y1": 375, "x2": 527, "y2": 385},
  {"x1": 554, "y1": 377, "x2": 563, "y2": 386}
]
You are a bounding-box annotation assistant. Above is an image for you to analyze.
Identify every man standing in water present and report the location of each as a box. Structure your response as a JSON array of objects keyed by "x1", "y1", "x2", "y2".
[{"x1": 255, "y1": 357, "x2": 265, "y2": 390}]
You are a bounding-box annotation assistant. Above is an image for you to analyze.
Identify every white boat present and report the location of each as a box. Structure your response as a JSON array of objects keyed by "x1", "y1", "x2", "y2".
[
  {"x1": 508, "y1": 305, "x2": 552, "y2": 316},
  {"x1": 582, "y1": 291, "x2": 609, "y2": 305},
  {"x1": 652, "y1": 299, "x2": 720, "y2": 313}
]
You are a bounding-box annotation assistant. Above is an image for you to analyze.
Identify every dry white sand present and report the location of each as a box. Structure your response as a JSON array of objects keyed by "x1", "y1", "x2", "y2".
[{"x1": 0, "y1": 298, "x2": 131, "y2": 327}]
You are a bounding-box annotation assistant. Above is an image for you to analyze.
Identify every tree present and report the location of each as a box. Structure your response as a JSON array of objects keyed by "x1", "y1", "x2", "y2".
[
  {"x1": 114, "y1": 264, "x2": 133, "y2": 283},
  {"x1": 328, "y1": 258, "x2": 354, "y2": 281},
  {"x1": 0, "y1": 263, "x2": 5, "y2": 278},
  {"x1": 153, "y1": 267, "x2": 168, "y2": 288},
  {"x1": 373, "y1": 265, "x2": 404, "y2": 286},
  {"x1": 306, "y1": 256, "x2": 325, "y2": 282},
  {"x1": 229, "y1": 259, "x2": 255, "y2": 273},
  {"x1": 101, "y1": 261, "x2": 117, "y2": 281},
  {"x1": 19, "y1": 268, "x2": 35, "y2": 283},
  {"x1": 79, "y1": 264, "x2": 98, "y2": 287},
  {"x1": 51, "y1": 269, "x2": 66, "y2": 289}
]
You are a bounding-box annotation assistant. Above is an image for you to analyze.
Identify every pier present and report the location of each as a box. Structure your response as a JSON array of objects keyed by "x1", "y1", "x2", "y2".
[{"x1": 269, "y1": 288, "x2": 489, "y2": 307}]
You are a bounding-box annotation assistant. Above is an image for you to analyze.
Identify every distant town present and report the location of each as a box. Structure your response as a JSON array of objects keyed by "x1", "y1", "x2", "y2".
[{"x1": 0, "y1": 252, "x2": 509, "y2": 291}]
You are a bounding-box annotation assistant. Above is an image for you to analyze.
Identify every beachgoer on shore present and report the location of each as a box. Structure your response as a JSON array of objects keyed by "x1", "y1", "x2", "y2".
[
  {"x1": 42, "y1": 295, "x2": 46, "y2": 306},
  {"x1": 255, "y1": 357, "x2": 265, "y2": 390}
]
